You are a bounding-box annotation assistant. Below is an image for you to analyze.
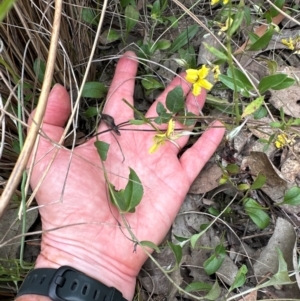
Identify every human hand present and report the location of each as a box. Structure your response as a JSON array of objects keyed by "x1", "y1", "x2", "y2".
[{"x1": 20, "y1": 51, "x2": 225, "y2": 301}]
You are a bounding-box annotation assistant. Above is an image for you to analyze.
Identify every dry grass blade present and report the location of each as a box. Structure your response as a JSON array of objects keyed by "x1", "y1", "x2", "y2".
[{"x1": 0, "y1": 0, "x2": 62, "y2": 218}]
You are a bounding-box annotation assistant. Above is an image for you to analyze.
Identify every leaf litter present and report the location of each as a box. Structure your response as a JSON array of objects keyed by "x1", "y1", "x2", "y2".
[{"x1": 2, "y1": 1, "x2": 300, "y2": 300}]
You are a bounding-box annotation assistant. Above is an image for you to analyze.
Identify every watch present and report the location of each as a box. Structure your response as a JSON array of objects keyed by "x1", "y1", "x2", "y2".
[{"x1": 16, "y1": 265, "x2": 128, "y2": 301}]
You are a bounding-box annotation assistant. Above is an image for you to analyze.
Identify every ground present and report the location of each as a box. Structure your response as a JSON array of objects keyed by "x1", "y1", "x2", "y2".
[{"x1": 1, "y1": 0, "x2": 300, "y2": 300}]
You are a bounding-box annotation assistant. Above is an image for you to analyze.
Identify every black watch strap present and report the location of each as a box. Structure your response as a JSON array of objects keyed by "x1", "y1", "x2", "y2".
[{"x1": 16, "y1": 266, "x2": 128, "y2": 301}]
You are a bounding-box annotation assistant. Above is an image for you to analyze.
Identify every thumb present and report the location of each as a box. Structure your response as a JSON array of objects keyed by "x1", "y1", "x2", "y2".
[{"x1": 28, "y1": 84, "x2": 71, "y2": 152}]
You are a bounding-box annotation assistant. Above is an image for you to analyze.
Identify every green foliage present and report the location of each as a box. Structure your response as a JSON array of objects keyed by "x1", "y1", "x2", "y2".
[
  {"x1": 243, "y1": 198, "x2": 270, "y2": 229},
  {"x1": 279, "y1": 186, "x2": 300, "y2": 206},
  {"x1": 166, "y1": 86, "x2": 185, "y2": 113},
  {"x1": 125, "y1": 4, "x2": 139, "y2": 38},
  {"x1": 109, "y1": 168, "x2": 144, "y2": 213},
  {"x1": 0, "y1": 0, "x2": 17, "y2": 22},
  {"x1": 33, "y1": 59, "x2": 46, "y2": 83},
  {"x1": 81, "y1": 8, "x2": 99, "y2": 25},
  {"x1": 204, "y1": 43, "x2": 228, "y2": 61},
  {"x1": 226, "y1": 7, "x2": 244, "y2": 37},
  {"x1": 251, "y1": 174, "x2": 267, "y2": 190},
  {"x1": 82, "y1": 82, "x2": 107, "y2": 98},
  {"x1": 94, "y1": 141, "x2": 110, "y2": 161},
  {"x1": 203, "y1": 245, "x2": 226, "y2": 275},
  {"x1": 185, "y1": 281, "x2": 212, "y2": 293},
  {"x1": 167, "y1": 242, "x2": 182, "y2": 271},
  {"x1": 241, "y1": 96, "x2": 264, "y2": 118},
  {"x1": 140, "y1": 240, "x2": 161, "y2": 253},
  {"x1": 141, "y1": 77, "x2": 164, "y2": 92},
  {"x1": 219, "y1": 68, "x2": 253, "y2": 97},
  {"x1": 229, "y1": 265, "x2": 248, "y2": 292},
  {"x1": 248, "y1": 26, "x2": 274, "y2": 51},
  {"x1": 259, "y1": 248, "x2": 293, "y2": 288},
  {"x1": 168, "y1": 25, "x2": 199, "y2": 53},
  {"x1": 258, "y1": 74, "x2": 295, "y2": 94}
]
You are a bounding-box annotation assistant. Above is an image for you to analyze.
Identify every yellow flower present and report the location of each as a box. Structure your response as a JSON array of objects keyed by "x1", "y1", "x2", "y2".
[
  {"x1": 212, "y1": 65, "x2": 221, "y2": 81},
  {"x1": 281, "y1": 36, "x2": 300, "y2": 54},
  {"x1": 186, "y1": 65, "x2": 213, "y2": 96},
  {"x1": 149, "y1": 119, "x2": 175, "y2": 153},
  {"x1": 281, "y1": 37, "x2": 295, "y2": 51},
  {"x1": 274, "y1": 133, "x2": 295, "y2": 149},
  {"x1": 219, "y1": 17, "x2": 233, "y2": 33},
  {"x1": 211, "y1": 0, "x2": 229, "y2": 5}
]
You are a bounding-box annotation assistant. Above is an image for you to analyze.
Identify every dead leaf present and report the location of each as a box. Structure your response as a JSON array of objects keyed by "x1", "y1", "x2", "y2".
[
  {"x1": 253, "y1": 217, "x2": 300, "y2": 298},
  {"x1": 269, "y1": 67, "x2": 300, "y2": 118},
  {"x1": 242, "y1": 151, "x2": 288, "y2": 203},
  {"x1": 189, "y1": 162, "x2": 223, "y2": 194}
]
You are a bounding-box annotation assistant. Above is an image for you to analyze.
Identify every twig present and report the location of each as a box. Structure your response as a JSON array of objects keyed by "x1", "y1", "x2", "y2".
[{"x1": 0, "y1": 0, "x2": 62, "y2": 218}]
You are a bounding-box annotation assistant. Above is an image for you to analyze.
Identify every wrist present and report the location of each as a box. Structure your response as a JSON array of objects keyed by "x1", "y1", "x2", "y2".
[{"x1": 16, "y1": 236, "x2": 137, "y2": 301}]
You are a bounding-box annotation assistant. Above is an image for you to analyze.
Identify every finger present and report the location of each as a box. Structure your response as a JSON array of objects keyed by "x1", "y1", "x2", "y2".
[
  {"x1": 28, "y1": 84, "x2": 71, "y2": 152},
  {"x1": 145, "y1": 72, "x2": 207, "y2": 152},
  {"x1": 179, "y1": 121, "x2": 225, "y2": 184},
  {"x1": 145, "y1": 73, "x2": 192, "y2": 118},
  {"x1": 101, "y1": 51, "x2": 138, "y2": 125}
]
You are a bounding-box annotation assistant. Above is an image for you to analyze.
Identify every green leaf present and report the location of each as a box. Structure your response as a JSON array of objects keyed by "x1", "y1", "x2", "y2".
[
  {"x1": 120, "y1": 0, "x2": 135, "y2": 7},
  {"x1": 94, "y1": 141, "x2": 110, "y2": 161},
  {"x1": 125, "y1": 5, "x2": 139, "y2": 35},
  {"x1": 84, "y1": 107, "x2": 99, "y2": 118},
  {"x1": 204, "y1": 280, "x2": 221, "y2": 300},
  {"x1": 204, "y1": 43, "x2": 228, "y2": 61},
  {"x1": 218, "y1": 74, "x2": 250, "y2": 97},
  {"x1": 110, "y1": 168, "x2": 143, "y2": 213},
  {"x1": 156, "y1": 102, "x2": 167, "y2": 115},
  {"x1": 0, "y1": 0, "x2": 18, "y2": 22},
  {"x1": 168, "y1": 242, "x2": 182, "y2": 269},
  {"x1": 227, "y1": 9, "x2": 244, "y2": 37},
  {"x1": 82, "y1": 82, "x2": 107, "y2": 98},
  {"x1": 208, "y1": 207, "x2": 220, "y2": 216},
  {"x1": 227, "y1": 67, "x2": 253, "y2": 89},
  {"x1": 150, "y1": 0, "x2": 161, "y2": 19},
  {"x1": 154, "y1": 112, "x2": 172, "y2": 124},
  {"x1": 128, "y1": 119, "x2": 147, "y2": 125},
  {"x1": 238, "y1": 184, "x2": 250, "y2": 191},
  {"x1": 269, "y1": 121, "x2": 283, "y2": 128},
  {"x1": 253, "y1": 106, "x2": 267, "y2": 119},
  {"x1": 226, "y1": 164, "x2": 239, "y2": 174},
  {"x1": 81, "y1": 8, "x2": 99, "y2": 25},
  {"x1": 152, "y1": 39, "x2": 171, "y2": 52},
  {"x1": 258, "y1": 74, "x2": 287, "y2": 94},
  {"x1": 270, "y1": 0, "x2": 285, "y2": 17},
  {"x1": 259, "y1": 248, "x2": 292, "y2": 288},
  {"x1": 204, "y1": 245, "x2": 226, "y2": 275},
  {"x1": 140, "y1": 240, "x2": 161, "y2": 253},
  {"x1": 33, "y1": 59, "x2": 46, "y2": 83},
  {"x1": 248, "y1": 26, "x2": 274, "y2": 51},
  {"x1": 101, "y1": 29, "x2": 121, "y2": 44},
  {"x1": 251, "y1": 173, "x2": 267, "y2": 190},
  {"x1": 241, "y1": 96, "x2": 264, "y2": 118},
  {"x1": 244, "y1": 198, "x2": 270, "y2": 229},
  {"x1": 229, "y1": 265, "x2": 248, "y2": 292},
  {"x1": 178, "y1": 46, "x2": 197, "y2": 69},
  {"x1": 142, "y1": 78, "x2": 164, "y2": 90},
  {"x1": 166, "y1": 86, "x2": 185, "y2": 113},
  {"x1": 123, "y1": 168, "x2": 144, "y2": 213},
  {"x1": 281, "y1": 186, "x2": 300, "y2": 205},
  {"x1": 272, "y1": 77, "x2": 295, "y2": 90},
  {"x1": 168, "y1": 24, "x2": 199, "y2": 53},
  {"x1": 185, "y1": 282, "x2": 212, "y2": 293},
  {"x1": 267, "y1": 60, "x2": 278, "y2": 75}
]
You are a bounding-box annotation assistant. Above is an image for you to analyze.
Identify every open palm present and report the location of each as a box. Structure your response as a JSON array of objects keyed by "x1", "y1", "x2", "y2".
[{"x1": 28, "y1": 51, "x2": 224, "y2": 299}]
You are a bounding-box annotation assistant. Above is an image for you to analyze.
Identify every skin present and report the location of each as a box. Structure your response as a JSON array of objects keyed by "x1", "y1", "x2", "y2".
[{"x1": 15, "y1": 51, "x2": 225, "y2": 301}]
